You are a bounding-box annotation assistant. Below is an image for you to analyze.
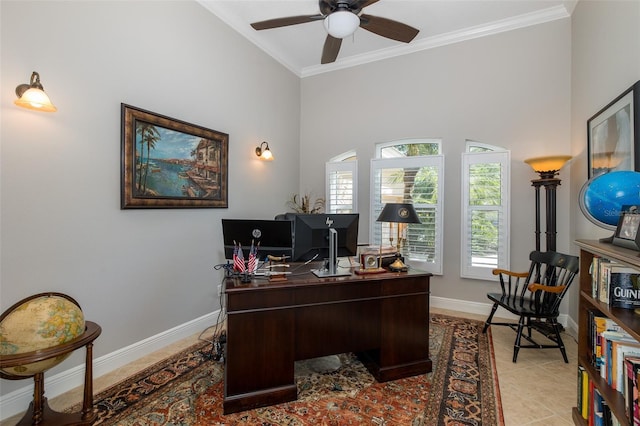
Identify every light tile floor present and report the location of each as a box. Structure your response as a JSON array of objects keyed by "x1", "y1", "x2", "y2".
[{"x1": 1, "y1": 308, "x2": 577, "y2": 425}]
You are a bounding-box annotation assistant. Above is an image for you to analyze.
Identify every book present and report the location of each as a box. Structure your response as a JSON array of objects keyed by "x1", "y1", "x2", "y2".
[
  {"x1": 624, "y1": 356, "x2": 640, "y2": 425},
  {"x1": 578, "y1": 365, "x2": 585, "y2": 414},
  {"x1": 594, "y1": 388, "x2": 604, "y2": 426},
  {"x1": 612, "y1": 341, "x2": 640, "y2": 391},
  {"x1": 582, "y1": 367, "x2": 590, "y2": 419},
  {"x1": 609, "y1": 265, "x2": 640, "y2": 309},
  {"x1": 599, "y1": 261, "x2": 616, "y2": 304},
  {"x1": 601, "y1": 330, "x2": 638, "y2": 383},
  {"x1": 593, "y1": 315, "x2": 627, "y2": 371},
  {"x1": 592, "y1": 256, "x2": 603, "y2": 299}
]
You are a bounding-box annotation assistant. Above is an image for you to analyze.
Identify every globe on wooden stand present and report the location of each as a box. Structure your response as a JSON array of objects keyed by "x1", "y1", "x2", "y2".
[{"x1": 0, "y1": 293, "x2": 101, "y2": 425}]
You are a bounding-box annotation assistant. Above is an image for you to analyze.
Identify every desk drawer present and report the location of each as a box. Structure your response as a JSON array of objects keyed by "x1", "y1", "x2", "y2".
[
  {"x1": 226, "y1": 288, "x2": 294, "y2": 312},
  {"x1": 294, "y1": 281, "x2": 380, "y2": 305}
]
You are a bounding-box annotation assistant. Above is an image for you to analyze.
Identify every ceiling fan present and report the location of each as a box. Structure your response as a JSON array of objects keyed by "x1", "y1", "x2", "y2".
[{"x1": 250, "y1": 0, "x2": 419, "y2": 65}]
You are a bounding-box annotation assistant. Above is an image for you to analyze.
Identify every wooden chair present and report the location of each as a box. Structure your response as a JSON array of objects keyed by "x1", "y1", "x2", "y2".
[
  {"x1": 482, "y1": 251, "x2": 579, "y2": 363},
  {"x1": 0, "y1": 293, "x2": 101, "y2": 425}
]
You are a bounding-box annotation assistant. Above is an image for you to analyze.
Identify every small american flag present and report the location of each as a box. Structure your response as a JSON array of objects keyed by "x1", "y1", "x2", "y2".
[
  {"x1": 248, "y1": 240, "x2": 258, "y2": 273},
  {"x1": 233, "y1": 243, "x2": 245, "y2": 272}
]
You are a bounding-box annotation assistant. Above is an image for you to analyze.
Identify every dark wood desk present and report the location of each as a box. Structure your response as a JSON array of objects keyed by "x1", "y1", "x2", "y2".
[{"x1": 223, "y1": 265, "x2": 432, "y2": 414}]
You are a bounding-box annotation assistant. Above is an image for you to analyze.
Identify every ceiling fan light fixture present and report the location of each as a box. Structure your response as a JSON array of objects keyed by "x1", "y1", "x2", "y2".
[{"x1": 323, "y1": 10, "x2": 360, "y2": 39}]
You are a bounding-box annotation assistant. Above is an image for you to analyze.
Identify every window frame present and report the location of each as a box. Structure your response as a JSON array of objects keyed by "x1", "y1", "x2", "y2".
[
  {"x1": 460, "y1": 142, "x2": 510, "y2": 280},
  {"x1": 325, "y1": 155, "x2": 358, "y2": 214},
  {"x1": 370, "y1": 148, "x2": 444, "y2": 275}
]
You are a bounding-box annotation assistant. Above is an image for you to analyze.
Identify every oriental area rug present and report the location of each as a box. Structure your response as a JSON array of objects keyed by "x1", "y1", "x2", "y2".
[{"x1": 69, "y1": 314, "x2": 504, "y2": 425}]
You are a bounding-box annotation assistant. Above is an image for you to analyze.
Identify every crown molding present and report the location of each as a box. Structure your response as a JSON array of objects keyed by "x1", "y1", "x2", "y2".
[
  {"x1": 301, "y1": 5, "x2": 570, "y2": 77},
  {"x1": 198, "y1": 2, "x2": 571, "y2": 79}
]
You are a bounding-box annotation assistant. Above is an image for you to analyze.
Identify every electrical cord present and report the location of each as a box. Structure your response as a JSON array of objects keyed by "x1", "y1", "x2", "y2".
[{"x1": 201, "y1": 265, "x2": 231, "y2": 362}]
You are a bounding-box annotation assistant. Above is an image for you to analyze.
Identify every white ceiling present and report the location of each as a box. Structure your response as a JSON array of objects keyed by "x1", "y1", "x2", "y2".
[{"x1": 197, "y1": 0, "x2": 575, "y2": 78}]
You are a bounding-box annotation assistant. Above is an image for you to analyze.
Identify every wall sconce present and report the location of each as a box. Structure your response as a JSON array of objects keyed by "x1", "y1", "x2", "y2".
[
  {"x1": 524, "y1": 155, "x2": 572, "y2": 252},
  {"x1": 14, "y1": 71, "x2": 57, "y2": 112},
  {"x1": 255, "y1": 141, "x2": 274, "y2": 161}
]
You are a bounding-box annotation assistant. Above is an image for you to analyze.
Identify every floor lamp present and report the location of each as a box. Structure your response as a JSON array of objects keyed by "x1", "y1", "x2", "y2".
[
  {"x1": 524, "y1": 155, "x2": 572, "y2": 252},
  {"x1": 376, "y1": 202, "x2": 421, "y2": 271}
]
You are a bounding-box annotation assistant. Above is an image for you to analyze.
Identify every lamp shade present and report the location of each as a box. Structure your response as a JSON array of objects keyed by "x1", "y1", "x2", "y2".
[
  {"x1": 14, "y1": 88, "x2": 57, "y2": 112},
  {"x1": 524, "y1": 155, "x2": 572, "y2": 174},
  {"x1": 323, "y1": 10, "x2": 360, "y2": 39},
  {"x1": 376, "y1": 203, "x2": 421, "y2": 224},
  {"x1": 259, "y1": 148, "x2": 273, "y2": 161}
]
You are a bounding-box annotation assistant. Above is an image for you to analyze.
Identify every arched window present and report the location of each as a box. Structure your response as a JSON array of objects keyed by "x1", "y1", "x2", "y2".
[{"x1": 371, "y1": 139, "x2": 444, "y2": 275}]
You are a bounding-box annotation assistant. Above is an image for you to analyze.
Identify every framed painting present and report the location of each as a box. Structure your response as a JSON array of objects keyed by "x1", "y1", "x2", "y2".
[
  {"x1": 121, "y1": 104, "x2": 228, "y2": 209},
  {"x1": 588, "y1": 80, "x2": 640, "y2": 178}
]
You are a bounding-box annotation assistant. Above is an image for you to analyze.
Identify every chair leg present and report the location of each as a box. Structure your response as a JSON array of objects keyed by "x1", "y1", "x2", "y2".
[
  {"x1": 483, "y1": 302, "x2": 499, "y2": 333},
  {"x1": 513, "y1": 316, "x2": 526, "y2": 363},
  {"x1": 551, "y1": 320, "x2": 569, "y2": 363}
]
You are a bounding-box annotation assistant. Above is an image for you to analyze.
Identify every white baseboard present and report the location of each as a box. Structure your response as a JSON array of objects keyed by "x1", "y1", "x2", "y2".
[
  {"x1": 0, "y1": 311, "x2": 220, "y2": 421},
  {"x1": 430, "y1": 295, "x2": 578, "y2": 338}
]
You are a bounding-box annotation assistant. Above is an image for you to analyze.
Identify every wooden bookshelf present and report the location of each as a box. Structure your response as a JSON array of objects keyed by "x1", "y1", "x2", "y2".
[{"x1": 574, "y1": 239, "x2": 640, "y2": 426}]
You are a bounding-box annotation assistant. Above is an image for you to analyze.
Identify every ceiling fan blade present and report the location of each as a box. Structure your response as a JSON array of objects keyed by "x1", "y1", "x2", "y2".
[
  {"x1": 321, "y1": 35, "x2": 342, "y2": 64},
  {"x1": 359, "y1": 14, "x2": 419, "y2": 43},
  {"x1": 251, "y1": 14, "x2": 323, "y2": 31}
]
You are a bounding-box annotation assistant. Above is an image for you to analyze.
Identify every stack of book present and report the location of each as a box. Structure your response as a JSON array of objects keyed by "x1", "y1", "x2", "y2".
[
  {"x1": 581, "y1": 309, "x2": 640, "y2": 425},
  {"x1": 591, "y1": 257, "x2": 640, "y2": 310}
]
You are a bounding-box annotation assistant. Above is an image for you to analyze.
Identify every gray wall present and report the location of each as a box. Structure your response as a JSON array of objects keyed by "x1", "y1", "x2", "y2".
[
  {"x1": 300, "y1": 19, "x2": 573, "y2": 303},
  {"x1": 1, "y1": 0, "x2": 300, "y2": 396},
  {"x1": 568, "y1": 1, "x2": 640, "y2": 319}
]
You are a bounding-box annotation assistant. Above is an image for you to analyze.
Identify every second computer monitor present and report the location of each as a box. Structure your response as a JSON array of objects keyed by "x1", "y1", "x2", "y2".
[
  {"x1": 291, "y1": 213, "x2": 359, "y2": 261},
  {"x1": 221, "y1": 219, "x2": 293, "y2": 260}
]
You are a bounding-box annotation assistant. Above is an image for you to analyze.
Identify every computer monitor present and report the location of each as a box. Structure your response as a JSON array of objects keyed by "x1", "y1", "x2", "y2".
[
  {"x1": 290, "y1": 213, "x2": 359, "y2": 262},
  {"x1": 221, "y1": 219, "x2": 293, "y2": 260}
]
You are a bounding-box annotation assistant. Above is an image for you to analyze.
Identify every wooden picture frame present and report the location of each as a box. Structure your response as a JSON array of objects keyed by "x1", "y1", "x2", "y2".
[
  {"x1": 588, "y1": 80, "x2": 640, "y2": 178},
  {"x1": 612, "y1": 205, "x2": 640, "y2": 251},
  {"x1": 121, "y1": 104, "x2": 228, "y2": 209}
]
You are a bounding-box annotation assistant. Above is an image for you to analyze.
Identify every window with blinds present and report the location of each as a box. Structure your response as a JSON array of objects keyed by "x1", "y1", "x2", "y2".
[
  {"x1": 370, "y1": 145, "x2": 444, "y2": 275},
  {"x1": 326, "y1": 155, "x2": 357, "y2": 214},
  {"x1": 461, "y1": 144, "x2": 510, "y2": 280}
]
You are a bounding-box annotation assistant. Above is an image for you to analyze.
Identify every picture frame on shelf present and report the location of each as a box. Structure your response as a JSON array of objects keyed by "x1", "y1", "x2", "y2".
[
  {"x1": 612, "y1": 205, "x2": 640, "y2": 250},
  {"x1": 121, "y1": 104, "x2": 228, "y2": 209},
  {"x1": 587, "y1": 80, "x2": 640, "y2": 178}
]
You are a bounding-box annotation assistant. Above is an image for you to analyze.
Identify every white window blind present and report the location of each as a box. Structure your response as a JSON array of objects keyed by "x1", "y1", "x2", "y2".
[
  {"x1": 370, "y1": 155, "x2": 444, "y2": 275},
  {"x1": 461, "y1": 149, "x2": 510, "y2": 280},
  {"x1": 326, "y1": 159, "x2": 357, "y2": 213}
]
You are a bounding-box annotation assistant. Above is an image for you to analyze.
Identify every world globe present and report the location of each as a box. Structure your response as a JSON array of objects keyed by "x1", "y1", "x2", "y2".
[
  {"x1": 579, "y1": 170, "x2": 640, "y2": 231},
  {"x1": 0, "y1": 294, "x2": 85, "y2": 378}
]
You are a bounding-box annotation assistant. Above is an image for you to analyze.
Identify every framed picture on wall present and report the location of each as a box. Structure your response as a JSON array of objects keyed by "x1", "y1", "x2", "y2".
[
  {"x1": 121, "y1": 104, "x2": 228, "y2": 209},
  {"x1": 587, "y1": 80, "x2": 640, "y2": 178}
]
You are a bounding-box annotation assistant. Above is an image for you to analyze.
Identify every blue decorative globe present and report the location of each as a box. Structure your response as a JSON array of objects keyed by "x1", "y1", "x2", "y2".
[{"x1": 580, "y1": 171, "x2": 640, "y2": 230}]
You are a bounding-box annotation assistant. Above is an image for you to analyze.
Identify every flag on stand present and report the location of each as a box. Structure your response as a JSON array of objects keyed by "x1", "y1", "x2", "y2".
[
  {"x1": 233, "y1": 243, "x2": 245, "y2": 272},
  {"x1": 248, "y1": 240, "x2": 258, "y2": 273}
]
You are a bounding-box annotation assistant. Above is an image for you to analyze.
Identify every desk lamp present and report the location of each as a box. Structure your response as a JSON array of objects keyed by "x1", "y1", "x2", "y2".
[{"x1": 376, "y1": 203, "x2": 421, "y2": 271}]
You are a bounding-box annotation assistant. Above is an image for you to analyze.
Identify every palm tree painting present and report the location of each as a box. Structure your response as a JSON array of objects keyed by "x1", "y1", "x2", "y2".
[{"x1": 122, "y1": 104, "x2": 228, "y2": 209}]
